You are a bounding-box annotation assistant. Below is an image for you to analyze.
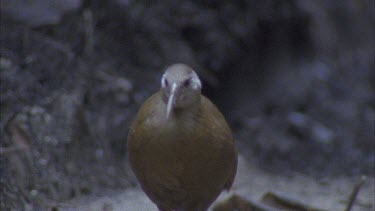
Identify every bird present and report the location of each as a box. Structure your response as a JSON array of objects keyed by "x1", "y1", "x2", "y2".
[{"x1": 127, "y1": 64, "x2": 237, "y2": 211}]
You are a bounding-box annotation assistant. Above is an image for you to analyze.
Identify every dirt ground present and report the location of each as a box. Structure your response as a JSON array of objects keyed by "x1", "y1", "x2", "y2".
[{"x1": 57, "y1": 155, "x2": 375, "y2": 211}]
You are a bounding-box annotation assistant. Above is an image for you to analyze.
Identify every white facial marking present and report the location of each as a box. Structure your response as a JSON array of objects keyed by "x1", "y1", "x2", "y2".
[
  {"x1": 190, "y1": 71, "x2": 201, "y2": 90},
  {"x1": 161, "y1": 73, "x2": 167, "y2": 88}
]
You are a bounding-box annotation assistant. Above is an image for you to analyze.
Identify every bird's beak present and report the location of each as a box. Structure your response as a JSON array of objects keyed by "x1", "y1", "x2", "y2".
[{"x1": 166, "y1": 83, "x2": 177, "y2": 120}]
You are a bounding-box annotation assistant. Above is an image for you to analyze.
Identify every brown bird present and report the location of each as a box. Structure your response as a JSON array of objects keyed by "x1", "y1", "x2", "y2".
[{"x1": 128, "y1": 64, "x2": 237, "y2": 211}]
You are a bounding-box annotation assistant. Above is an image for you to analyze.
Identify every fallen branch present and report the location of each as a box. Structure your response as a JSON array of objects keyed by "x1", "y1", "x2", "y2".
[
  {"x1": 1, "y1": 119, "x2": 31, "y2": 156},
  {"x1": 261, "y1": 191, "x2": 328, "y2": 211},
  {"x1": 212, "y1": 194, "x2": 280, "y2": 211},
  {"x1": 344, "y1": 175, "x2": 367, "y2": 211},
  {"x1": 0, "y1": 146, "x2": 29, "y2": 156}
]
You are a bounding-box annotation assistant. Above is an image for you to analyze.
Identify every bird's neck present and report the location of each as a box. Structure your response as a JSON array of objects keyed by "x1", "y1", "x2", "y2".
[{"x1": 175, "y1": 96, "x2": 201, "y2": 118}]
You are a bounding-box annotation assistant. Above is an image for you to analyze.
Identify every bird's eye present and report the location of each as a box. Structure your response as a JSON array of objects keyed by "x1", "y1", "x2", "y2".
[
  {"x1": 164, "y1": 79, "x2": 169, "y2": 87},
  {"x1": 183, "y1": 79, "x2": 190, "y2": 87}
]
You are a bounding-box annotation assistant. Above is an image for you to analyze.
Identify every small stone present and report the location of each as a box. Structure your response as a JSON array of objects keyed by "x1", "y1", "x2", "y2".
[
  {"x1": 29, "y1": 106, "x2": 45, "y2": 115},
  {"x1": 311, "y1": 122, "x2": 335, "y2": 144},
  {"x1": 287, "y1": 112, "x2": 309, "y2": 128},
  {"x1": 95, "y1": 149, "x2": 104, "y2": 160},
  {"x1": 0, "y1": 57, "x2": 13, "y2": 69},
  {"x1": 30, "y1": 189, "x2": 38, "y2": 196},
  {"x1": 313, "y1": 62, "x2": 331, "y2": 81},
  {"x1": 2, "y1": 0, "x2": 82, "y2": 27},
  {"x1": 38, "y1": 158, "x2": 48, "y2": 166},
  {"x1": 115, "y1": 78, "x2": 133, "y2": 92}
]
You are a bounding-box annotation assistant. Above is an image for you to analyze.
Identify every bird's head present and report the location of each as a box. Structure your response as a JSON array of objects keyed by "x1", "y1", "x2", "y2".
[{"x1": 160, "y1": 64, "x2": 202, "y2": 119}]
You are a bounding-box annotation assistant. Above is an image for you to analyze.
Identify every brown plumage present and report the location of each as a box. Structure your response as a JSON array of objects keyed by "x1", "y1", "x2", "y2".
[{"x1": 128, "y1": 64, "x2": 237, "y2": 211}]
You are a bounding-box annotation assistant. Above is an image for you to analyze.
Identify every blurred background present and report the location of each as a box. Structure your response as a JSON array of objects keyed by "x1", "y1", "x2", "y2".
[{"x1": 1, "y1": 0, "x2": 374, "y2": 210}]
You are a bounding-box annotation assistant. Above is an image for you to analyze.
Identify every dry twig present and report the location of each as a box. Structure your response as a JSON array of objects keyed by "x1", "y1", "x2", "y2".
[{"x1": 344, "y1": 176, "x2": 367, "y2": 211}]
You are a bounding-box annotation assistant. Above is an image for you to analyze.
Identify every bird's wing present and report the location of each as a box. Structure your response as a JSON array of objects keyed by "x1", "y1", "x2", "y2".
[{"x1": 224, "y1": 146, "x2": 238, "y2": 191}]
